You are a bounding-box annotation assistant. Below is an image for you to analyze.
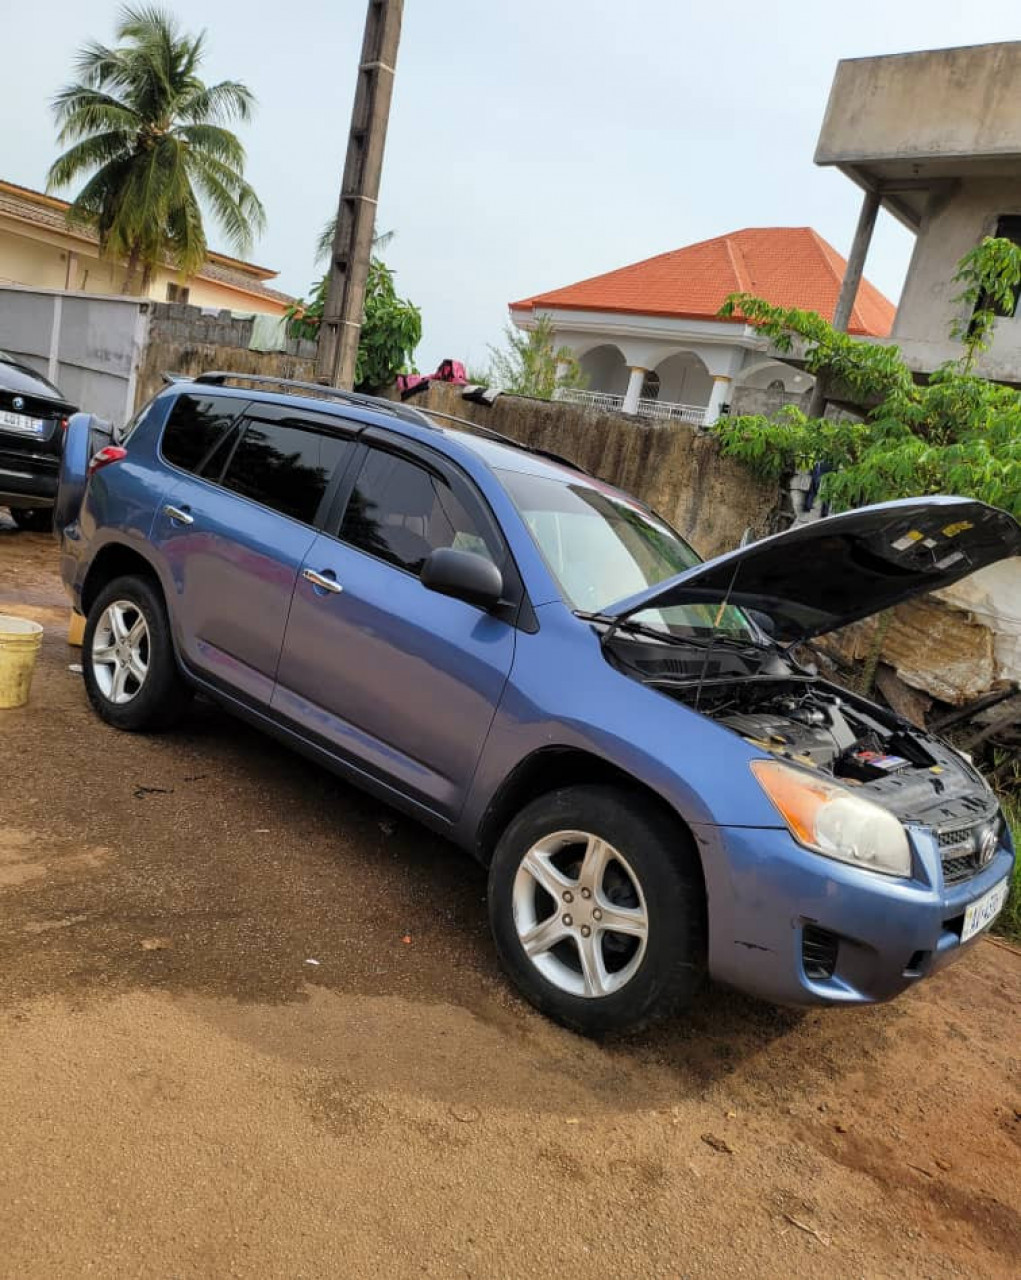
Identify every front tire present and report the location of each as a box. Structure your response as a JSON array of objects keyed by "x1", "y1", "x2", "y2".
[
  {"x1": 83, "y1": 574, "x2": 190, "y2": 731},
  {"x1": 488, "y1": 785, "x2": 706, "y2": 1035}
]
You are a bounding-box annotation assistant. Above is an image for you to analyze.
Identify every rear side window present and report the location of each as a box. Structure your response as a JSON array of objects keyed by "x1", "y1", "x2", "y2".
[
  {"x1": 160, "y1": 394, "x2": 239, "y2": 474},
  {"x1": 219, "y1": 419, "x2": 352, "y2": 525},
  {"x1": 340, "y1": 448, "x2": 499, "y2": 574}
]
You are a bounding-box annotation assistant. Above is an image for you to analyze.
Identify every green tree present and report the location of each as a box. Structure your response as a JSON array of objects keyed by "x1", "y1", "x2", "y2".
[
  {"x1": 286, "y1": 258, "x2": 422, "y2": 394},
  {"x1": 483, "y1": 315, "x2": 586, "y2": 399},
  {"x1": 315, "y1": 218, "x2": 393, "y2": 265},
  {"x1": 47, "y1": 4, "x2": 265, "y2": 294},
  {"x1": 713, "y1": 237, "x2": 1021, "y2": 520}
]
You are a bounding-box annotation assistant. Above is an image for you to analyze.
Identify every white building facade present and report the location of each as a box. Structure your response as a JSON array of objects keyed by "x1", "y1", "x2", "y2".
[{"x1": 510, "y1": 227, "x2": 895, "y2": 425}]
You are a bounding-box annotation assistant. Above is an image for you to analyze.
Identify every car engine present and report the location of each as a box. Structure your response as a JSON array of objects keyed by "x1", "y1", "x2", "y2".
[{"x1": 603, "y1": 629, "x2": 998, "y2": 829}]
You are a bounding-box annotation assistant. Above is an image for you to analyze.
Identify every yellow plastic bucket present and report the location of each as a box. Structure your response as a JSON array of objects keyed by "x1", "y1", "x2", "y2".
[{"x1": 0, "y1": 614, "x2": 44, "y2": 709}]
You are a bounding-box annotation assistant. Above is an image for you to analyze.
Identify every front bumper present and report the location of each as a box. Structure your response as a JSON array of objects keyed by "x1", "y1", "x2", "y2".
[{"x1": 695, "y1": 820, "x2": 1014, "y2": 1006}]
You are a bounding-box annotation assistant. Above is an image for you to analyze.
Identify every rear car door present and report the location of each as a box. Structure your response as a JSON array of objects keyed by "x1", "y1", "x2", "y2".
[
  {"x1": 151, "y1": 394, "x2": 357, "y2": 706},
  {"x1": 272, "y1": 440, "x2": 519, "y2": 820}
]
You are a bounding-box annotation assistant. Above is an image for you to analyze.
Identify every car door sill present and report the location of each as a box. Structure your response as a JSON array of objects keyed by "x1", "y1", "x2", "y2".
[{"x1": 182, "y1": 665, "x2": 456, "y2": 838}]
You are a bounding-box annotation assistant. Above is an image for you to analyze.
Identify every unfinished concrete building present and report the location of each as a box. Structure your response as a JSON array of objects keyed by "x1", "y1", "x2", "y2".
[{"x1": 815, "y1": 40, "x2": 1021, "y2": 384}]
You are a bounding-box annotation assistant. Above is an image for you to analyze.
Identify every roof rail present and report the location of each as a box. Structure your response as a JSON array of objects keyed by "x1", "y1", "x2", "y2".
[
  {"x1": 419, "y1": 406, "x2": 590, "y2": 476},
  {"x1": 176, "y1": 371, "x2": 589, "y2": 475},
  {"x1": 188, "y1": 371, "x2": 435, "y2": 429}
]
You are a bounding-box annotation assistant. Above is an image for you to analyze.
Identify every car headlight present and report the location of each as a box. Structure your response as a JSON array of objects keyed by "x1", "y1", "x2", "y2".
[{"x1": 751, "y1": 759, "x2": 911, "y2": 877}]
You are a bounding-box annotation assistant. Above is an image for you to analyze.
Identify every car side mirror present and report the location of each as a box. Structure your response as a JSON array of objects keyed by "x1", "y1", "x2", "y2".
[{"x1": 421, "y1": 547, "x2": 504, "y2": 610}]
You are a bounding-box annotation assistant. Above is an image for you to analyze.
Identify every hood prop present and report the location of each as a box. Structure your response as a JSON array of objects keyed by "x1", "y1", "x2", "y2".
[{"x1": 693, "y1": 558, "x2": 744, "y2": 713}]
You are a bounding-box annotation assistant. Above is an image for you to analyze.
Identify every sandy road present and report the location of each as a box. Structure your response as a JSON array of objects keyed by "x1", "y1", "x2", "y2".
[{"x1": 0, "y1": 524, "x2": 1018, "y2": 1278}]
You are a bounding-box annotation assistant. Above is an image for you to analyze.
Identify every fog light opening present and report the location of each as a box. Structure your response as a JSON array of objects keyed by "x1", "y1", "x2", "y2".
[
  {"x1": 903, "y1": 950, "x2": 930, "y2": 977},
  {"x1": 802, "y1": 925, "x2": 839, "y2": 981}
]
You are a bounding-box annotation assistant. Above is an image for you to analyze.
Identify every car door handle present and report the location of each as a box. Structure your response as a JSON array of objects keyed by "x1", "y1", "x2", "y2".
[
  {"x1": 302, "y1": 568, "x2": 343, "y2": 595},
  {"x1": 163, "y1": 504, "x2": 194, "y2": 526}
]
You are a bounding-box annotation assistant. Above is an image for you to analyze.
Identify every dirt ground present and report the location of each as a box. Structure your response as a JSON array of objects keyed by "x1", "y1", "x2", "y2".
[{"x1": 0, "y1": 522, "x2": 1018, "y2": 1279}]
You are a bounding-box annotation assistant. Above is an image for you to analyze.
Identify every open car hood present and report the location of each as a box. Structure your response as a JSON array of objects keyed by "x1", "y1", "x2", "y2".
[{"x1": 604, "y1": 497, "x2": 1021, "y2": 643}]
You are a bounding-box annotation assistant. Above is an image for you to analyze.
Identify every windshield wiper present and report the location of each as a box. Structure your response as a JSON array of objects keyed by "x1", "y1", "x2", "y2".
[{"x1": 575, "y1": 611, "x2": 764, "y2": 653}]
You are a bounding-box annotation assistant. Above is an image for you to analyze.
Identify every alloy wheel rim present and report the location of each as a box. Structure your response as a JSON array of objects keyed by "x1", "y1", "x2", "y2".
[
  {"x1": 92, "y1": 600, "x2": 150, "y2": 705},
  {"x1": 512, "y1": 830, "x2": 649, "y2": 998}
]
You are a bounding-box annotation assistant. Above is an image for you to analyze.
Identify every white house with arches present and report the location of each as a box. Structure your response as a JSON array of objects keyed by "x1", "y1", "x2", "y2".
[{"x1": 509, "y1": 227, "x2": 895, "y2": 425}]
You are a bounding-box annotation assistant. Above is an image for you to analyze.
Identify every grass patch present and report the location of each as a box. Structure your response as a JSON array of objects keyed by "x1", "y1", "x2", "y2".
[{"x1": 993, "y1": 794, "x2": 1020, "y2": 945}]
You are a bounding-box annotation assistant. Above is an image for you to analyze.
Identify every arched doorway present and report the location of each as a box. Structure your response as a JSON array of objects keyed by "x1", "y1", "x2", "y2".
[
  {"x1": 651, "y1": 352, "x2": 713, "y2": 418},
  {"x1": 577, "y1": 344, "x2": 629, "y2": 396}
]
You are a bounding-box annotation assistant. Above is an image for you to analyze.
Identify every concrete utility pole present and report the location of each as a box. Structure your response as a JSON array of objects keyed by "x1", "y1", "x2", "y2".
[
  {"x1": 806, "y1": 186, "x2": 882, "y2": 418},
  {"x1": 315, "y1": 0, "x2": 404, "y2": 388}
]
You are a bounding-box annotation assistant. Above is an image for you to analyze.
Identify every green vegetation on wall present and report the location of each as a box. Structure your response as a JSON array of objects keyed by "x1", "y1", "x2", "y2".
[{"x1": 481, "y1": 316, "x2": 586, "y2": 400}]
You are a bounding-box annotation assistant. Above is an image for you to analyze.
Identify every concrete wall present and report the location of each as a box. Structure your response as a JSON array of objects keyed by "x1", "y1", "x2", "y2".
[
  {"x1": 729, "y1": 385, "x2": 811, "y2": 416},
  {"x1": 391, "y1": 383, "x2": 781, "y2": 558},
  {"x1": 0, "y1": 285, "x2": 147, "y2": 424},
  {"x1": 891, "y1": 177, "x2": 1021, "y2": 379},
  {"x1": 816, "y1": 42, "x2": 1021, "y2": 167},
  {"x1": 134, "y1": 303, "x2": 316, "y2": 410}
]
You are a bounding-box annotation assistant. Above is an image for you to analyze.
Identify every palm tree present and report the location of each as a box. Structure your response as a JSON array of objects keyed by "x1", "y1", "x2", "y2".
[
  {"x1": 47, "y1": 5, "x2": 265, "y2": 294},
  {"x1": 315, "y1": 217, "x2": 393, "y2": 265}
]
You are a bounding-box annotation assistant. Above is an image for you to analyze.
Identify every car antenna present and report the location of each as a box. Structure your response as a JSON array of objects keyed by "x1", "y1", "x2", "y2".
[{"x1": 693, "y1": 559, "x2": 743, "y2": 713}]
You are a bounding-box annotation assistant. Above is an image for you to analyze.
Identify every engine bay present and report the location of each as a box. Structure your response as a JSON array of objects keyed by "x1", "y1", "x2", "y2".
[{"x1": 603, "y1": 629, "x2": 994, "y2": 825}]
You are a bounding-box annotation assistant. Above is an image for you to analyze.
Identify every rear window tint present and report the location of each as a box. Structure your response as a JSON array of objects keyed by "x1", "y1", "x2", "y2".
[
  {"x1": 219, "y1": 419, "x2": 352, "y2": 525},
  {"x1": 161, "y1": 395, "x2": 239, "y2": 474}
]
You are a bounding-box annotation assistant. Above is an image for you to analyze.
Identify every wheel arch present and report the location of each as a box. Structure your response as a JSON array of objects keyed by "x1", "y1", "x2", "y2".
[
  {"x1": 80, "y1": 541, "x2": 166, "y2": 617},
  {"x1": 474, "y1": 746, "x2": 707, "y2": 884}
]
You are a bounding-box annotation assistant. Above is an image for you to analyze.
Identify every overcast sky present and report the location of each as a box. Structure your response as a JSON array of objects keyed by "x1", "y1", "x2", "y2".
[{"x1": 4, "y1": 2, "x2": 1020, "y2": 369}]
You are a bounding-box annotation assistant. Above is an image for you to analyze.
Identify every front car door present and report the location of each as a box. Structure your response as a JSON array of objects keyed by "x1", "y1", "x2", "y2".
[
  {"x1": 272, "y1": 439, "x2": 520, "y2": 821},
  {"x1": 151, "y1": 394, "x2": 357, "y2": 705}
]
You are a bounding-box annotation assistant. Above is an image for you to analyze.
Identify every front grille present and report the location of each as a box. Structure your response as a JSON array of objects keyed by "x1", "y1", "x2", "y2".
[
  {"x1": 934, "y1": 815, "x2": 1000, "y2": 885},
  {"x1": 941, "y1": 853, "x2": 981, "y2": 884},
  {"x1": 802, "y1": 925, "x2": 839, "y2": 980}
]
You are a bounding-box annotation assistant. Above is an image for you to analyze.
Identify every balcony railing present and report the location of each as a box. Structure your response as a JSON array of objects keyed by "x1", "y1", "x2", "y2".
[{"x1": 555, "y1": 387, "x2": 707, "y2": 425}]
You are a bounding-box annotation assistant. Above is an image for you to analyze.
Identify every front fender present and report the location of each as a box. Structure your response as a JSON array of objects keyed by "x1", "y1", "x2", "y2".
[{"x1": 457, "y1": 602, "x2": 783, "y2": 847}]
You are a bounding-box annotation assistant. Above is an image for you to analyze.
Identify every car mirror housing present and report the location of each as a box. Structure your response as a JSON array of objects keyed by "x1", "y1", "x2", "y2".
[{"x1": 421, "y1": 547, "x2": 503, "y2": 610}]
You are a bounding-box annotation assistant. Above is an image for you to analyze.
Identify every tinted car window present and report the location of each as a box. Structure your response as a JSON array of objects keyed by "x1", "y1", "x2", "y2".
[
  {"x1": 219, "y1": 419, "x2": 351, "y2": 525},
  {"x1": 340, "y1": 449, "x2": 497, "y2": 574},
  {"x1": 161, "y1": 395, "x2": 239, "y2": 474}
]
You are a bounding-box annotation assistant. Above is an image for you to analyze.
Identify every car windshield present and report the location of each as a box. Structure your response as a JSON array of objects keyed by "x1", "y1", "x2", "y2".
[{"x1": 499, "y1": 469, "x2": 754, "y2": 639}]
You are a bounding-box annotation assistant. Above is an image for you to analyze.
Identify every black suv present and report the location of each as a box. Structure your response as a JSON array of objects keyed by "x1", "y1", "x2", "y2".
[{"x1": 0, "y1": 353, "x2": 77, "y2": 530}]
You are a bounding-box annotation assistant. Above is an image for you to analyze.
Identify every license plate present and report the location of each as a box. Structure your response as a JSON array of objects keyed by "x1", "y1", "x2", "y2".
[
  {"x1": 961, "y1": 878, "x2": 1009, "y2": 942},
  {"x1": 0, "y1": 409, "x2": 46, "y2": 437}
]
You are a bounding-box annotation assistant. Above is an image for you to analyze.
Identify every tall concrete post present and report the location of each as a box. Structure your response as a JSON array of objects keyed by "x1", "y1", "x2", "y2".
[
  {"x1": 316, "y1": 0, "x2": 404, "y2": 389},
  {"x1": 806, "y1": 185, "x2": 882, "y2": 417}
]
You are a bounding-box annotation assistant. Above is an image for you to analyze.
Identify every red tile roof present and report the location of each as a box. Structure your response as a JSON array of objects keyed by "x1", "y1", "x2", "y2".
[{"x1": 510, "y1": 227, "x2": 896, "y2": 338}]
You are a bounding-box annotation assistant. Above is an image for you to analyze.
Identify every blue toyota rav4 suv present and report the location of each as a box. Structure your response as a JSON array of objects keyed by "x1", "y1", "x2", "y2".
[{"x1": 56, "y1": 374, "x2": 1019, "y2": 1033}]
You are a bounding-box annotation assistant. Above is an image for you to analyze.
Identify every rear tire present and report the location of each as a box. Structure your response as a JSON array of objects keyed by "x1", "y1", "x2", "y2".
[
  {"x1": 488, "y1": 785, "x2": 706, "y2": 1035},
  {"x1": 82, "y1": 574, "x2": 191, "y2": 732},
  {"x1": 11, "y1": 507, "x2": 53, "y2": 532}
]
